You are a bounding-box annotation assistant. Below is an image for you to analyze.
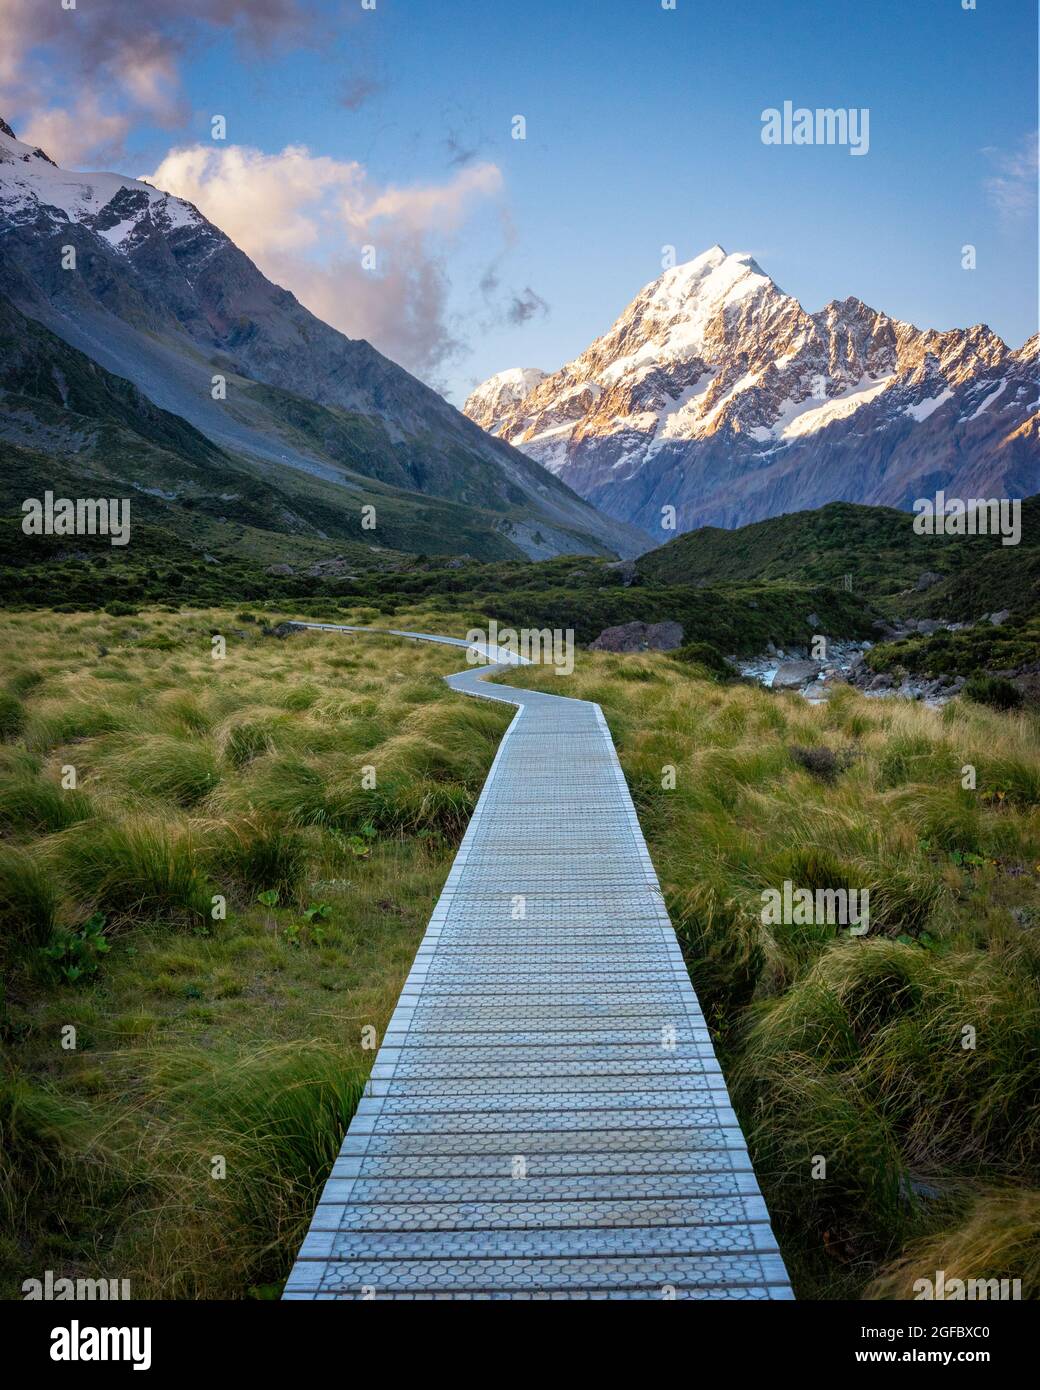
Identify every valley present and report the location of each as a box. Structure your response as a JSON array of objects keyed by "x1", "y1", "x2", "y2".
[{"x1": 1, "y1": 21, "x2": 1037, "y2": 1319}]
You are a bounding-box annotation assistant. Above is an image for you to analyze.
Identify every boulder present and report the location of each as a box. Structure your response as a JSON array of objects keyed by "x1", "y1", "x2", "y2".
[
  {"x1": 1012, "y1": 673, "x2": 1040, "y2": 706},
  {"x1": 590, "y1": 620, "x2": 684, "y2": 653},
  {"x1": 916, "y1": 619, "x2": 943, "y2": 635},
  {"x1": 605, "y1": 559, "x2": 637, "y2": 587},
  {"x1": 916, "y1": 571, "x2": 943, "y2": 591},
  {"x1": 989, "y1": 609, "x2": 1011, "y2": 626},
  {"x1": 265, "y1": 563, "x2": 294, "y2": 577},
  {"x1": 771, "y1": 659, "x2": 821, "y2": 690},
  {"x1": 868, "y1": 673, "x2": 894, "y2": 691}
]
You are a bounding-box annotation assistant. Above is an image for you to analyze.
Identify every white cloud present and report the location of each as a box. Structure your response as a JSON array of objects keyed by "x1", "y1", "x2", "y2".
[
  {"x1": 983, "y1": 131, "x2": 1038, "y2": 218},
  {"x1": 146, "y1": 143, "x2": 504, "y2": 380}
]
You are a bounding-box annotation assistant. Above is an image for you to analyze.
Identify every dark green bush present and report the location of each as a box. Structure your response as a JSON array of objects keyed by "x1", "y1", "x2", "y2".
[
  {"x1": 672, "y1": 641, "x2": 732, "y2": 678},
  {"x1": 964, "y1": 675, "x2": 1023, "y2": 711},
  {"x1": 789, "y1": 744, "x2": 856, "y2": 784}
]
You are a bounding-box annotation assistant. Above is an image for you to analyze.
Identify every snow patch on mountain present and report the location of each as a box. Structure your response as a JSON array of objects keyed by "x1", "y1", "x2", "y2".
[
  {"x1": 0, "y1": 120, "x2": 204, "y2": 248},
  {"x1": 968, "y1": 381, "x2": 1007, "y2": 419},
  {"x1": 905, "y1": 389, "x2": 953, "y2": 422},
  {"x1": 776, "y1": 375, "x2": 896, "y2": 439},
  {"x1": 462, "y1": 366, "x2": 547, "y2": 433}
]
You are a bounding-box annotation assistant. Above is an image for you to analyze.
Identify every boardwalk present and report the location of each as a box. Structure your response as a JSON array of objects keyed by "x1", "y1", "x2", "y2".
[{"x1": 283, "y1": 626, "x2": 792, "y2": 1300}]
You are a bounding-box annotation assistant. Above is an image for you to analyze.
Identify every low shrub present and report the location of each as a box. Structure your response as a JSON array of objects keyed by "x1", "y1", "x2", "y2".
[
  {"x1": 789, "y1": 744, "x2": 856, "y2": 784},
  {"x1": 671, "y1": 640, "x2": 733, "y2": 678},
  {"x1": 963, "y1": 675, "x2": 1023, "y2": 711}
]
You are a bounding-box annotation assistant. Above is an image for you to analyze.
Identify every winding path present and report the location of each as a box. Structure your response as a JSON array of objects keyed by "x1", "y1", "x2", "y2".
[{"x1": 283, "y1": 625, "x2": 792, "y2": 1300}]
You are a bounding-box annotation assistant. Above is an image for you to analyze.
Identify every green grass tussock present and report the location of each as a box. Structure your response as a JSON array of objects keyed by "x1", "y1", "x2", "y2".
[
  {"x1": 51, "y1": 817, "x2": 212, "y2": 925},
  {"x1": 205, "y1": 816, "x2": 308, "y2": 904},
  {"x1": 0, "y1": 774, "x2": 94, "y2": 834}
]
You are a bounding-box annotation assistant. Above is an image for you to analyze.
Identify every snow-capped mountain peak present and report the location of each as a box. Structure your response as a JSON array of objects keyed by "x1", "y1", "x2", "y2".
[
  {"x1": 0, "y1": 116, "x2": 204, "y2": 253},
  {"x1": 640, "y1": 245, "x2": 771, "y2": 320},
  {"x1": 463, "y1": 367, "x2": 548, "y2": 434},
  {"x1": 586, "y1": 246, "x2": 791, "y2": 385},
  {"x1": 463, "y1": 244, "x2": 1036, "y2": 533}
]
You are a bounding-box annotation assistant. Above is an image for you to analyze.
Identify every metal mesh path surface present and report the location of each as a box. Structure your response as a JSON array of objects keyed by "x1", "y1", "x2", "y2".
[{"x1": 283, "y1": 625, "x2": 793, "y2": 1301}]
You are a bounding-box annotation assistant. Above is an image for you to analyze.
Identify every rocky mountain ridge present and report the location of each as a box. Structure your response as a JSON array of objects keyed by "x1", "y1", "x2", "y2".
[{"x1": 464, "y1": 245, "x2": 1038, "y2": 534}]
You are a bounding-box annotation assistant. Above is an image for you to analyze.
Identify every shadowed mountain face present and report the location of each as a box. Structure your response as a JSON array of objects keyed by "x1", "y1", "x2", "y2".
[
  {"x1": 0, "y1": 120, "x2": 648, "y2": 562},
  {"x1": 464, "y1": 246, "x2": 1038, "y2": 536}
]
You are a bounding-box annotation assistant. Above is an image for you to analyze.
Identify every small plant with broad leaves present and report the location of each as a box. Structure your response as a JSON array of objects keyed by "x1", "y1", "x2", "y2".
[
  {"x1": 302, "y1": 904, "x2": 331, "y2": 945},
  {"x1": 43, "y1": 912, "x2": 111, "y2": 983},
  {"x1": 950, "y1": 849, "x2": 987, "y2": 869},
  {"x1": 896, "y1": 929, "x2": 938, "y2": 950},
  {"x1": 343, "y1": 823, "x2": 378, "y2": 859},
  {"x1": 979, "y1": 783, "x2": 1012, "y2": 808}
]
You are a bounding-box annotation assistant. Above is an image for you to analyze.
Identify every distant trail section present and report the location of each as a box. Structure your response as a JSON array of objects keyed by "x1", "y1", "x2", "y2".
[{"x1": 283, "y1": 623, "x2": 793, "y2": 1300}]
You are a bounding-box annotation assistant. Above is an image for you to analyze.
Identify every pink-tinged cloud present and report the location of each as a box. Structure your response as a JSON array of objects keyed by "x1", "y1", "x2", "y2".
[
  {"x1": 147, "y1": 143, "x2": 504, "y2": 380},
  {"x1": 0, "y1": 0, "x2": 320, "y2": 162}
]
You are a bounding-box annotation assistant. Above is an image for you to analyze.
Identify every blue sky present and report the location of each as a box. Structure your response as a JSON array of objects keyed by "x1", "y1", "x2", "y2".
[{"x1": 7, "y1": 0, "x2": 1038, "y2": 402}]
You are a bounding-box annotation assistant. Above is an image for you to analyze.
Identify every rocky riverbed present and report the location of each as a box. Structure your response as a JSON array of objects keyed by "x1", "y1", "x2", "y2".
[
  {"x1": 732, "y1": 610, "x2": 1015, "y2": 705},
  {"x1": 728, "y1": 614, "x2": 1001, "y2": 706},
  {"x1": 586, "y1": 613, "x2": 1023, "y2": 708},
  {"x1": 734, "y1": 640, "x2": 966, "y2": 706}
]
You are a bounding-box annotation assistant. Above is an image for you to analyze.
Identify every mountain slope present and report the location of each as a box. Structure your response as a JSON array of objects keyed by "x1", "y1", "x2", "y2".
[
  {"x1": 638, "y1": 496, "x2": 1040, "y2": 623},
  {"x1": 0, "y1": 291, "x2": 584, "y2": 564},
  {"x1": 0, "y1": 118, "x2": 647, "y2": 561},
  {"x1": 464, "y1": 245, "x2": 1038, "y2": 534}
]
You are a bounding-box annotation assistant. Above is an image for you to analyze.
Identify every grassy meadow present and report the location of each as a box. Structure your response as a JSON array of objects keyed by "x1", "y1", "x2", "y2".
[
  {"x1": 0, "y1": 606, "x2": 511, "y2": 1298},
  {"x1": 497, "y1": 653, "x2": 1040, "y2": 1299},
  {"x1": 3, "y1": 600, "x2": 1039, "y2": 1302}
]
